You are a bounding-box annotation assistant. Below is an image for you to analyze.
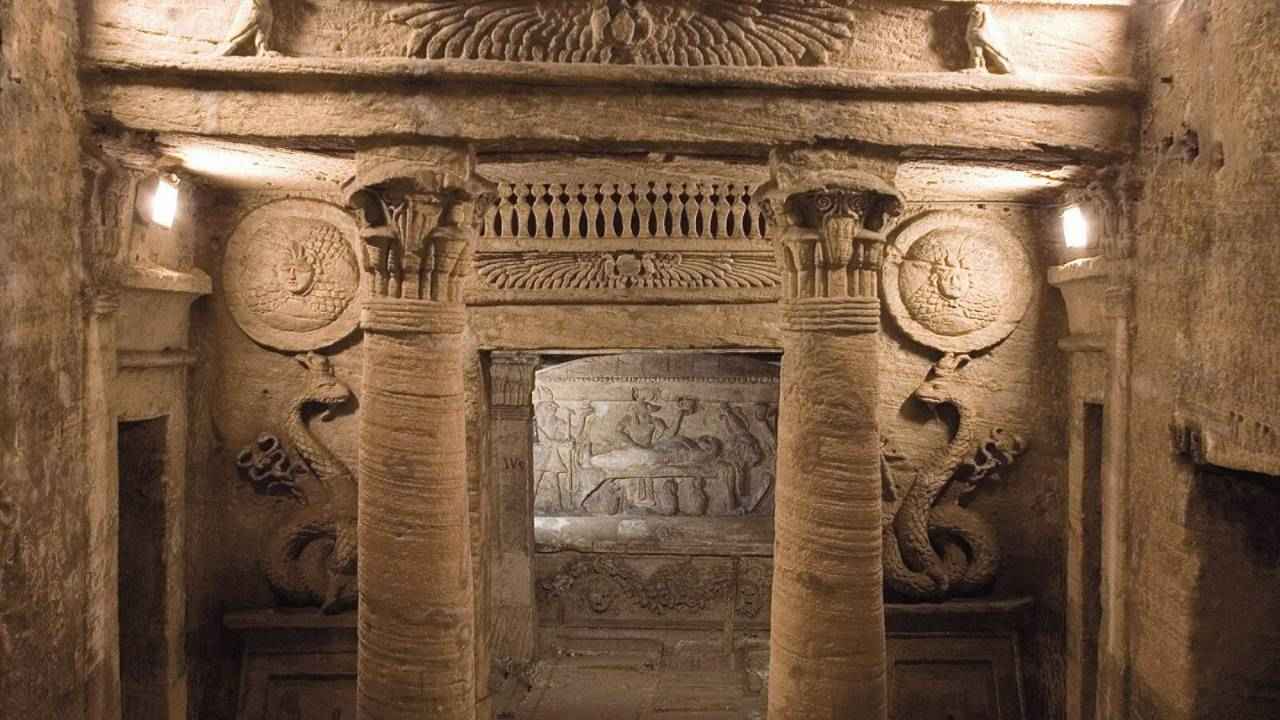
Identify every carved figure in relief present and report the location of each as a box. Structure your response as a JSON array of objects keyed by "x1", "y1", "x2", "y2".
[
  {"x1": 534, "y1": 396, "x2": 578, "y2": 512},
  {"x1": 882, "y1": 353, "x2": 1026, "y2": 601},
  {"x1": 964, "y1": 4, "x2": 1014, "y2": 74},
  {"x1": 539, "y1": 557, "x2": 733, "y2": 616},
  {"x1": 216, "y1": 0, "x2": 280, "y2": 56},
  {"x1": 901, "y1": 231, "x2": 1005, "y2": 337},
  {"x1": 224, "y1": 199, "x2": 363, "y2": 352},
  {"x1": 234, "y1": 353, "x2": 357, "y2": 612}
]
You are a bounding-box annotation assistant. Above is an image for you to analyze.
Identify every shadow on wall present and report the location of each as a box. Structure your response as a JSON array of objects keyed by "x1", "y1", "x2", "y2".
[{"x1": 1187, "y1": 470, "x2": 1280, "y2": 720}]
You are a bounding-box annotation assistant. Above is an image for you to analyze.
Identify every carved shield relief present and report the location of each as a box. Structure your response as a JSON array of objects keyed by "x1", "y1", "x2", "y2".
[
  {"x1": 223, "y1": 199, "x2": 364, "y2": 351},
  {"x1": 883, "y1": 212, "x2": 1033, "y2": 353}
]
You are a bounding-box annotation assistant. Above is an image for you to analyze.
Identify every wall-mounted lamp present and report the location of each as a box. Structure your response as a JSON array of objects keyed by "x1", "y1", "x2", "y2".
[
  {"x1": 1062, "y1": 205, "x2": 1089, "y2": 248},
  {"x1": 149, "y1": 175, "x2": 180, "y2": 229}
]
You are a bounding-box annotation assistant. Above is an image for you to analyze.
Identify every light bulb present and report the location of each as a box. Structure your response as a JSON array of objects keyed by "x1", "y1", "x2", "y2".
[
  {"x1": 1062, "y1": 205, "x2": 1089, "y2": 249},
  {"x1": 151, "y1": 177, "x2": 179, "y2": 229}
]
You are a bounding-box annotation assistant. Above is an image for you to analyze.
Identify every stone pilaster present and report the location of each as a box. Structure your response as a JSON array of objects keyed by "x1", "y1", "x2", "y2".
[
  {"x1": 345, "y1": 146, "x2": 494, "y2": 720},
  {"x1": 759, "y1": 151, "x2": 903, "y2": 720},
  {"x1": 487, "y1": 353, "x2": 540, "y2": 663}
]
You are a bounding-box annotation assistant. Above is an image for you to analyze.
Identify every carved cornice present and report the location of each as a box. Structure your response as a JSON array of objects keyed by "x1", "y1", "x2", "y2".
[
  {"x1": 386, "y1": 1, "x2": 856, "y2": 67},
  {"x1": 343, "y1": 146, "x2": 497, "y2": 302},
  {"x1": 758, "y1": 151, "x2": 904, "y2": 305},
  {"x1": 1173, "y1": 404, "x2": 1280, "y2": 479}
]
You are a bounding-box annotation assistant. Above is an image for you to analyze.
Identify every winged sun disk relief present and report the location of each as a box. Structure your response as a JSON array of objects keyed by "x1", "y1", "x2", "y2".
[
  {"x1": 386, "y1": 1, "x2": 857, "y2": 66},
  {"x1": 475, "y1": 251, "x2": 780, "y2": 289}
]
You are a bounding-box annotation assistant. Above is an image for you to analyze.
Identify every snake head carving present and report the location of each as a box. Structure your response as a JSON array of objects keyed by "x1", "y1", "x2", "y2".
[
  {"x1": 295, "y1": 352, "x2": 353, "y2": 421},
  {"x1": 914, "y1": 353, "x2": 972, "y2": 406}
]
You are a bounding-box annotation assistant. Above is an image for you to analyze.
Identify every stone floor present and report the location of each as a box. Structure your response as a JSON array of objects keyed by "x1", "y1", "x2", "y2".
[{"x1": 496, "y1": 633, "x2": 766, "y2": 720}]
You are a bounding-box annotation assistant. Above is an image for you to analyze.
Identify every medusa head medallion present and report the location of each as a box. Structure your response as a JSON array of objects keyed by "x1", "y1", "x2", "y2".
[
  {"x1": 224, "y1": 199, "x2": 363, "y2": 351},
  {"x1": 883, "y1": 212, "x2": 1032, "y2": 354}
]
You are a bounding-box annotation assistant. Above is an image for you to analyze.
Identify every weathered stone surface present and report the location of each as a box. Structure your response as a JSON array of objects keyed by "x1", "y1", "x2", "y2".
[
  {"x1": 222, "y1": 198, "x2": 364, "y2": 351},
  {"x1": 80, "y1": 67, "x2": 1137, "y2": 158},
  {"x1": 0, "y1": 1, "x2": 93, "y2": 717},
  {"x1": 533, "y1": 354, "x2": 778, "y2": 517},
  {"x1": 84, "y1": 0, "x2": 1134, "y2": 77}
]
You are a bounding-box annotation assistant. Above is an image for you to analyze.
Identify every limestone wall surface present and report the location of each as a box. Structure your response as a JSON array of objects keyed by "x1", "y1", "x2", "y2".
[
  {"x1": 1127, "y1": 2, "x2": 1280, "y2": 719},
  {"x1": 0, "y1": 0, "x2": 91, "y2": 715},
  {"x1": 185, "y1": 184, "x2": 1071, "y2": 718}
]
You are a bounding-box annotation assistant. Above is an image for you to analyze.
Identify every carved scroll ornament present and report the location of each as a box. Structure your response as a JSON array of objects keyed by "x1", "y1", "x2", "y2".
[
  {"x1": 223, "y1": 199, "x2": 363, "y2": 351},
  {"x1": 386, "y1": 0, "x2": 856, "y2": 66},
  {"x1": 883, "y1": 212, "x2": 1032, "y2": 354}
]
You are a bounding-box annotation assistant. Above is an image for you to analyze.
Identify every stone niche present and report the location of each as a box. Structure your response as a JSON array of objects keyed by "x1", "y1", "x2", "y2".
[{"x1": 532, "y1": 353, "x2": 778, "y2": 519}]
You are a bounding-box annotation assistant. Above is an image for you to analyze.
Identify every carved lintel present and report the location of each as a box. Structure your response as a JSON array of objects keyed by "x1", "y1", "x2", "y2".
[
  {"x1": 759, "y1": 151, "x2": 904, "y2": 304},
  {"x1": 489, "y1": 353, "x2": 540, "y2": 408},
  {"x1": 1173, "y1": 407, "x2": 1280, "y2": 478},
  {"x1": 343, "y1": 146, "x2": 497, "y2": 302}
]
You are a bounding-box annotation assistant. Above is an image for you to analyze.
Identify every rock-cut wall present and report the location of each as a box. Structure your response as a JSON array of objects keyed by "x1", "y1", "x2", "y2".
[{"x1": 0, "y1": 0, "x2": 92, "y2": 715}]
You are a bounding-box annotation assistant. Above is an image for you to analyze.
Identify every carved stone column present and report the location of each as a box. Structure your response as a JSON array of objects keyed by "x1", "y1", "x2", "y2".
[
  {"x1": 759, "y1": 152, "x2": 903, "y2": 720},
  {"x1": 1096, "y1": 175, "x2": 1135, "y2": 720},
  {"x1": 487, "y1": 353, "x2": 540, "y2": 664},
  {"x1": 344, "y1": 146, "x2": 494, "y2": 720}
]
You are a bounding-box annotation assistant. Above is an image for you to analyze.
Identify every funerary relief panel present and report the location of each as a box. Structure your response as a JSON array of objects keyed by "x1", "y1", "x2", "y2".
[{"x1": 533, "y1": 353, "x2": 778, "y2": 518}]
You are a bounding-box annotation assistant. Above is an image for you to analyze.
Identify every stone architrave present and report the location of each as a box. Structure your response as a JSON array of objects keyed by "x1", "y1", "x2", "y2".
[
  {"x1": 882, "y1": 211, "x2": 1033, "y2": 354},
  {"x1": 757, "y1": 149, "x2": 904, "y2": 720},
  {"x1": 343, "y1": 145, "x2": 495, "y2": 720},
  {"x1": 223, "y1": 199, "x2": 363, "y2": 351}
]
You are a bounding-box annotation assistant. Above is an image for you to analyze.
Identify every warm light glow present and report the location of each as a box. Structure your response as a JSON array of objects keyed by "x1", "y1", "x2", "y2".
[
  {"x1": 1062, "y1": 205, "x2": 1089, "y2": 248},
  {"x1": 151, "y1": 177, "x2": 179, "y2": 228}
]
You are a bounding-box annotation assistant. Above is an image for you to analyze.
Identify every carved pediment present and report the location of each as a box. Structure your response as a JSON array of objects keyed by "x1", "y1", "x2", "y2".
[{"x1": 386, "y1": 1, "x2": 856, "y2": 66}]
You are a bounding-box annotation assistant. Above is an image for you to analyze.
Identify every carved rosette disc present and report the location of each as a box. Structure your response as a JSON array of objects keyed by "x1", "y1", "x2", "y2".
[
  {"x1": 883, "y1": 212, "x2": 1032, "y2": 353},
  {"x1": 223, "y1": 199, "x2": 364, "y2": 351}
]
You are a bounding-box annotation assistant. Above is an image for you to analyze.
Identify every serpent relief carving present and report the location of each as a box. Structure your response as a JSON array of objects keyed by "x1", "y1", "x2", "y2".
[
  {"x1": 235, "y1": 353, "x2": 358, "y2": 612},
  {"x1": 882, "y1": 353, "x2": 1026, "y2": 601}
]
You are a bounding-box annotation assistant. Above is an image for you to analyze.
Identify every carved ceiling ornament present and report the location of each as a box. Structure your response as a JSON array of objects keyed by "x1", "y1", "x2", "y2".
[
  {"x1": 223, "y1": 199, "x2": 363, "y2": 351},
  {"x1": 882, "y1": 212, "x2": 1032, "y2": 354},
  {"x1": 386, "y1": 0, "x2": 856, "y2": 66}
]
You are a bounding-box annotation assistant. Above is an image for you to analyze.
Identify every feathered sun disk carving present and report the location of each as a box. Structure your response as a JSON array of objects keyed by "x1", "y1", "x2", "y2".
[{"x1": 385, "y1": 0, "x2": 856, "y2": 66}]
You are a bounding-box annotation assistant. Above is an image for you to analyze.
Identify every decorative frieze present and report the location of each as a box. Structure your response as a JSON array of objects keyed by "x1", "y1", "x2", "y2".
[
  {"x1": 386, "y1": 1, "x2": 856, "y2": 66},
  {"x1": 475, "y1": 250, "x2": 779, "y2": 290},
  {"x1": 481, "y1": 181, "x2": 767, "y2": 241}
]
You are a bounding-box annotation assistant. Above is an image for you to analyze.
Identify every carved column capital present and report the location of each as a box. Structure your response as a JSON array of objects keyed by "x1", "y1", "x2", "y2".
[
  {"x1": 488, "y1": 353, "x2": 540, "y2": 409},
  {"x1": 343, "y1": 145, "x2": 497, "y2": 302},
  {"x1": 760, "y1": 151, "x2": 904, "y2": 333}
]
